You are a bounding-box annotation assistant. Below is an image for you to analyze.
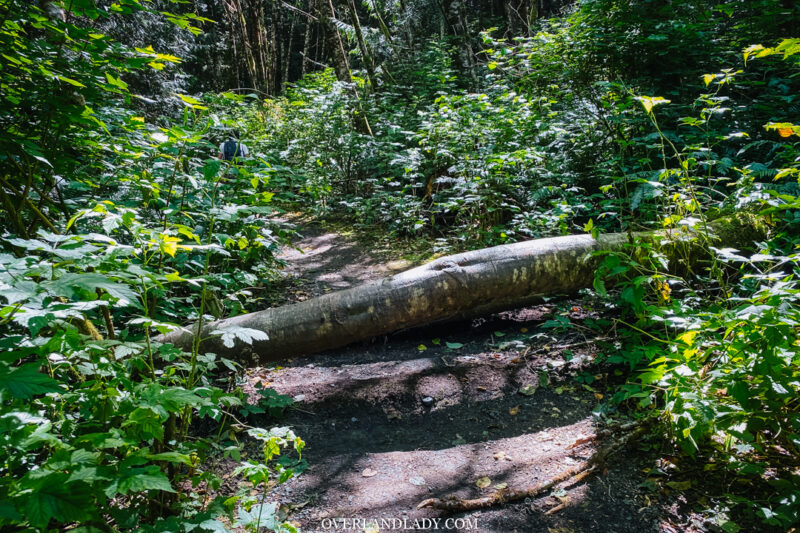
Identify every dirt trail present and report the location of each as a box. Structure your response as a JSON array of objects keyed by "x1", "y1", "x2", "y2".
[
  {"x1": 241, "y1": 221, "x2": 692, "y2": 533},
  {"x1": 273, "y1": 219, "x2": 412, "y2": 301}
]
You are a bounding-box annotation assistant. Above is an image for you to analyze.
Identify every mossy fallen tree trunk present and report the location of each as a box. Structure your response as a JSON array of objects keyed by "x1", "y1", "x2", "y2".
[{"x1": 158, "y1": 215, "x2": 765, "y2": 363}]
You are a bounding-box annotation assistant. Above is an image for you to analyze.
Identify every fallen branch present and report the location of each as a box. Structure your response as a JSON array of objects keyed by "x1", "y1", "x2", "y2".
[
  {"x1": 544, "y1": 501, "x2": 569, "y2": 515},
  {"x1": 521, "y1": 336, "x2": 612, "y2": 358},
  {"x1": 417, "y1": 420, "x2": 653, "y2": 512}
]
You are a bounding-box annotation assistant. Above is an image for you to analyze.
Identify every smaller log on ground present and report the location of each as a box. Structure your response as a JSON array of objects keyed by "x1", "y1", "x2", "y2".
[{"x1": 157, "y1": 215, "x2": 766, "y2": 363}]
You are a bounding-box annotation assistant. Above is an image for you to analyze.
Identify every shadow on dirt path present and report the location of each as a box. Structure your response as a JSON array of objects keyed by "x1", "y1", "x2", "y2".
[
  {"x1": 234, "y1": 219, "x2": 703, "y2": 533},
  {"x1": 274, "y1": 217, "x2": 413, "y2": 301}
]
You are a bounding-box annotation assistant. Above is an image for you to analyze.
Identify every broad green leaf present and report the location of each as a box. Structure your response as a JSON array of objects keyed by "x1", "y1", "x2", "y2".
[
  {"x1": 108, "y1": 467, "x2": 175, "y2": 497},
  {"x1": 57, "y1": 75, "x2": 85, "y2": 87},
  {"x1": 0, "y1": 364, "x2": 60, "y2": 399},
  {"x1": 199, "y1": 519, "x2": 231, "y2": 533},
  {"x1": 105, "y1": 72, "x2": 129, "y2": 90},
  {"x1": 177, "y1": 93, "x2": 208, "y2": 109},
  {"x1": 146, "y1": 451, "x2": 194, "y2": 466},
  {"x1": 0, "y1": 500, "x2": 21, "y2": 520},
  {"x1": 211, "y1": 326, "x2": 269, "y2": 348},
  {"x1": 45, "y1": 273, "x2": 139, "y2": 308},
  {"x1": 24, "y1": 475, "x2": 94, "y2": 527},
  {"x1": 635, "y1": 95, "x2": 671, "y2": 113}
]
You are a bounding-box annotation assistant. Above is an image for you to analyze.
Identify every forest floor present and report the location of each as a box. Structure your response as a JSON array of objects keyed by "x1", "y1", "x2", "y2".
[{"x1": 227, "y1": 216, "x2": 727, "y2": 533}]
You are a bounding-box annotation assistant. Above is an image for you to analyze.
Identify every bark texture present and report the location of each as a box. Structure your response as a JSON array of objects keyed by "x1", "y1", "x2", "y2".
[{"x1": 158, "y1": 215, "x2": 766, "y2": 363}]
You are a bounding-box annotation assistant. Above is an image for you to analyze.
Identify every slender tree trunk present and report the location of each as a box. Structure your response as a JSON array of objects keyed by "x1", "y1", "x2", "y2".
[
  {"x1": 313, "y1": 16, "x2": 322, "y2": 65},
  {"x1": 346, "y1": 0, "x2": 378, "y2": 89},
  {"x1": 228, "y1": 0, "x2": 257, "y2": 89},
  {"x1": 438, "y1": 0, "x2": 476, "y2": 85},
  {"x1": 312, "y1": 0, "x2": 373, "y2": 135},
  {"x1": 283, "y1": 12, "x2": 296, "y2": 89},
  {"x1": 368, "y1": 0, "x2": 399, "y2": 54},
  {"x1": 505, "y1": 1, "x2": 530, "y2": 36},
  {"x1": 312, "y1": 0, "x2": 347, "y2": 80},
  {"x1": 256, "y1": 1, "x2": 271, "y2": 93},
  {"x1": 302, "y1": 16, "x2": 313, "y2": 75},
  {"x1": 225, "y1": 0, "x2": 273, "y2": 94}
]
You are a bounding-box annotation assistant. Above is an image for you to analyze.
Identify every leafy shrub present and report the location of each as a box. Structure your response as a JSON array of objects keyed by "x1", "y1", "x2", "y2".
[
  {"x1": 598, "y1": 39, "x2": 800, "y2": 529},
  {"x1": 0, "y1": 2, "x2": 301, "y2": 531}
]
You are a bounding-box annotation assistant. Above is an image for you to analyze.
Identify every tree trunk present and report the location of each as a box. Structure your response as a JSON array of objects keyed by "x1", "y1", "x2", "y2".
[
  {"x1": 282, "y1": 12, "x2": 296, "y2": 89},
  {"x1": 438, "y1": 0, "x2": 476, "y2": 85},
  {"x1": 313, "y1": 0, "x2": 351, "y2": 82},
  {"x1": 346, "y1": 0, "x2": 378, "y2": 90},
  {"x1": 312, "y1": 0, "x2": 373, "y2": 134},
  {"x1": 157, "y1": 216, "x2": 766, "y2": 363},
  {"x1": 302, "y1": 16, "x2": 313, "y2": 76},
  {"x1": 225, "y1": 0, "x2": 274, "y2": 94},
  {"x1": 368, "y1": 0, "x2": 399, "y2": 55}
]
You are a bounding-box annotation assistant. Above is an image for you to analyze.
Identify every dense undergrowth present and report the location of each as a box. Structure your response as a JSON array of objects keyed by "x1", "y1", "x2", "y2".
[
  {"x1": 1, "y1": 0, "x2": 799, "y2": 531},
  {"x1": 0, "y1": 2, "x2": 303, "y2": 531},
  {"x1": 245, "y1": 14, "x2": 800, "y2": 532}
]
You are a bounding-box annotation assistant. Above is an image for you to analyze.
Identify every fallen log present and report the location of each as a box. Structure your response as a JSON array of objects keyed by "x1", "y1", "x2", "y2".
[{"x1": 158, "y1": 214, "x2": 766, "y2": 363}]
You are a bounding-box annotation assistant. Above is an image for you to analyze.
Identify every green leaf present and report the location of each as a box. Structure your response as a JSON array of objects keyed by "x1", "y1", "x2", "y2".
[
  {"x1": 122, "y1": 407, "x2": 164, "y2": 441},
  {"x1": 104, "y1": 72, "x2": 129, "y2": 90},
  {"x1": 635, "y1": 95, "x2": 671, "y2": 113},
  {"x1": 199, "y1": 519, "x2": 231, "y2": 533},
  {"x1": 67, "y1": 467, "x2": 111, "y2": 484},
  {"x1": 203, "y1": 159, "x2": 222, "y2": 179},
  {"x1": 45, "y1": 273, "x2": 139, "y2": 308},
  {"x1": 57, "y1": 75, "x2": 85, "y2": 88},
  {"x1": 0, "y1": 500, "x2": 21, "y2": 521},
  {"x1": 24, "y1": 475, "x2": 94, "y2": 527},
  {"x1": 107, "y1": 467, "x2": 175, "y2": 497},
  {"x1": 146, "y1": 451, "x2": 194, "y2": 466},
  {"x1": 0, "y1": 364, "x2": 61, "y2": 399},
  {"x1": 211, "y1": 326, "x2": 269, "y2": 348},
  {"x1": 177, "y1": 93, "x2": 208, "y2": 110}
]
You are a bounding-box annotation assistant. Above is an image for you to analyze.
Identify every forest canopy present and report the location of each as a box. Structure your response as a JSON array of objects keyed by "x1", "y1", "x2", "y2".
[{"x1": 0, "y1": 0, "x2": 799, "y2": 531}]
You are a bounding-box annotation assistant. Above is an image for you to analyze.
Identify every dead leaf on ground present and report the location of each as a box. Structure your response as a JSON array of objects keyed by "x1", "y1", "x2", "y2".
[
  {"x1": 493, "y1": 451, "x2": 512, "y2": 461},
  {"x1": 519, "y1": 385, "x2": 537, "y2": 396},
  {"x1": 287, "y1": 500, "x2": 310, "y2": 510},
  {"x1": 361, "y1": 468, "x2": 377, "y2": 478},
  {"x1": 494, "y1": 482, "x2": 508, "y2": 489},
  {"x1": 476, "y1": 476, "x2": 491, "y2": 488},
  {"x1": 509, "y1": 405, "x2": 520, "y2": 416}
]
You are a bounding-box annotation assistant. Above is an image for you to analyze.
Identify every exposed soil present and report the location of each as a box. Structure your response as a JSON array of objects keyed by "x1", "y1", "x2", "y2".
[
  {"x1": 269, "y1": 215, "x2": 414, "y2": 304},
  {"x1": 229, "y1": 220, "x2": 736, "y2": 533}
]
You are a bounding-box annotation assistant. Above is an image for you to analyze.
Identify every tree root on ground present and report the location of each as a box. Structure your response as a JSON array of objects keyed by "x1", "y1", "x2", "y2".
[{"x1": 417, "y1": 420, "x2": 653, "y2": 512}]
